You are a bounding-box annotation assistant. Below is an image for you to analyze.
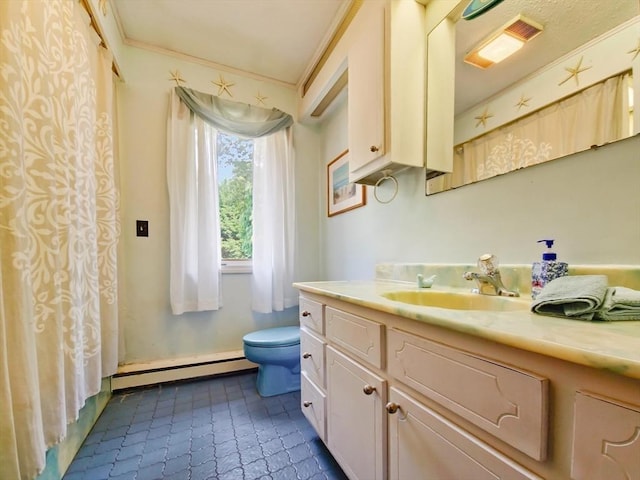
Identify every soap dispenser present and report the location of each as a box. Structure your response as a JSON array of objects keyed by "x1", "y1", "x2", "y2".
[{"x1": 531, "y1": 239, "x2": 568, "y2": 299}]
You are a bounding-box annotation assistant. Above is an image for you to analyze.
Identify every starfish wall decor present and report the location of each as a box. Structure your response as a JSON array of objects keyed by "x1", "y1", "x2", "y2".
[
  {"x1": 168, "y1": 70, "x2": 186, "y2": 86},
  {"x1": 255, "y1": 92, "x2": 268, "y2": 106},
  {"x1": 212, "y1": 75, "x2": 235, "y2": 97}
]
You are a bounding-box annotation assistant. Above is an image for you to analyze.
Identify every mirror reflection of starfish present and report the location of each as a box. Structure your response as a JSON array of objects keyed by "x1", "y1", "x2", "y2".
[
  {"x1": 474, "y1": 107, "x2": 493, "y2": 128},
  {"x1": 212, "y1": 75, "x2": 235, "y2": 97},
  {"x1": 515, "y1": 94, "x2": 531, "y2": 110},
  {"x1": 558, "y1": 56, "x2": 591, "y2": 87},
  {"x1": 628, "y1": 39, "x2": 640, "y2": 61}
]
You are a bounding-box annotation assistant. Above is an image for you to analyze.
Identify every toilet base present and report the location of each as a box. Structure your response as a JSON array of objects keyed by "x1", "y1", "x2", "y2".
[{"x1": 256, "y1": 363, "x2": 301, "y2": 397}]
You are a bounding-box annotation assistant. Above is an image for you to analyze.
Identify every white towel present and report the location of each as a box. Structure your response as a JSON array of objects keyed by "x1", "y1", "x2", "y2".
[
  {"x1": 531, "y1": 275, "x2": 608, "y2": 320},
  {"x1": 595, "y1": 287, "x2": 640, "y2": 321}
]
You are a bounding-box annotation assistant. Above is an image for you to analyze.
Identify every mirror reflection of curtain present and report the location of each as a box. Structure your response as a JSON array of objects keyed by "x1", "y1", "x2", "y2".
[
  {"x1": 428, "y1": 72, "x2": 631, "y2": 193},
  {"x1": 0, "y1": 1, "x2": 119, "y2": 478},
  {"x1": 167, "y1": 87, "x2": 296, "y2": 315}
]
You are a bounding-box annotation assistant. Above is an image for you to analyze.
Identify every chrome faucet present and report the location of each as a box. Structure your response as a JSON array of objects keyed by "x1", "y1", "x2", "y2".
[{"x1": 463, "y1": 254, "x2": 519, "y2": 297}]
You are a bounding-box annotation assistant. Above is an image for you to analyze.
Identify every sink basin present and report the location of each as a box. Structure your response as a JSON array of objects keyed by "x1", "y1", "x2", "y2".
[{"x1": 381, "y1": 290, "x2": 530, "y2": 311}]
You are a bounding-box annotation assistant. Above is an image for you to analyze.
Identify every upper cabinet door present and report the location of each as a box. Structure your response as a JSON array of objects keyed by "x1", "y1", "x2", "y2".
[{"x1": 347, "y1": 2, "x2": 386, "y2": 174}]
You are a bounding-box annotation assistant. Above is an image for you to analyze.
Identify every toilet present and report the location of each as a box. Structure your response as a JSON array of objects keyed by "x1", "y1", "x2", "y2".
[{"x1": 242, "y1": 326, "x2": 301, "y2": 397}]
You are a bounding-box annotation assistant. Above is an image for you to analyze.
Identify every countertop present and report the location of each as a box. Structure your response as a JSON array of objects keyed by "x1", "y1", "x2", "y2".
[{"x1": 293, "y1": 280, "x2": 640, "y2": 380}]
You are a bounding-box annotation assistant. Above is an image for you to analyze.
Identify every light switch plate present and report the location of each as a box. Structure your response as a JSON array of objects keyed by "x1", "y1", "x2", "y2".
[{"x1": 136, "y1": 220, "x2": 148, "y2": 237}]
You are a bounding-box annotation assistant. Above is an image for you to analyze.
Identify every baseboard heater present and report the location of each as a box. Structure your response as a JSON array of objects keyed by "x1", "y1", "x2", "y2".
[{"x1": 111, "y1": 350, "x2": 257, "y2": 391}]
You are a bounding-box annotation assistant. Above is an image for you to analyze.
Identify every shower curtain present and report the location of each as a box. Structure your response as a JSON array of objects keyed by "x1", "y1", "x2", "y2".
[{"x1": 0, "y1": 1, "x2": 119, "y2": 478}]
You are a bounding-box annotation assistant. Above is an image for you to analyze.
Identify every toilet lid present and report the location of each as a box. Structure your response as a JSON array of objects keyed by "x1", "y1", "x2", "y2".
[{"x1": 243, "y1": 326, "x2": 300, "y2": 347}]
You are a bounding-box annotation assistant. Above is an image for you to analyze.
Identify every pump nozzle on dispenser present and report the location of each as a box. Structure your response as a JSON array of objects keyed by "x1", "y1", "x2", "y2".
[{"x1": 537, "y1": 239, "x2": 557, "y2": 261}]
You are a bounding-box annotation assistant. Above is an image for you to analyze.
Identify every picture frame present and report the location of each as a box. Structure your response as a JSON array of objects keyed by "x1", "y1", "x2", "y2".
[{"x1": 327, "y1": 150, "x2": 366, "y2": 217}]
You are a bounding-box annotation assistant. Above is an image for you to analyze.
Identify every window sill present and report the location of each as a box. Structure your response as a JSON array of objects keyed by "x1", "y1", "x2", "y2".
[{"x1": 221, "y1": 261, "x2": 252, "y2": 274}]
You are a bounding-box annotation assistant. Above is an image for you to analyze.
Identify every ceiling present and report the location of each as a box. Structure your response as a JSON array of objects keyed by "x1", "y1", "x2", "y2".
[
  {"x1": 111, "y1": 0, "x2": 638, "y2": 106},
  {"x1": 111, "y1": 0, "x2": 350, "y2": 87},
  {"x1": 455, "y1": 0, "x2": 640, "y2": 114}
]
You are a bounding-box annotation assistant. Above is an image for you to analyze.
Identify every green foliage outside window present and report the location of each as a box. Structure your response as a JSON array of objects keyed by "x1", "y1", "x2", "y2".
[{"x1": 217, "y1": 132, "x2": 253, "y2": 260}]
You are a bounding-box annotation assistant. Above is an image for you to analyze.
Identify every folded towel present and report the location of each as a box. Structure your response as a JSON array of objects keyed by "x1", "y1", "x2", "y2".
[
  {"x1": 531, "y1": 275, "x2": 608, "y2": 320},
  {"x1": 595, "y1": 287, "x2": 640, "y2": 321}
]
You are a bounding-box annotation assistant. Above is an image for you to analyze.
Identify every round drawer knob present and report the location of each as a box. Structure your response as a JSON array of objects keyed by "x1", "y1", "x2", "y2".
[
  {"x1": 363, "y1": 385, "x2": 376, "y2": 395},
  {"x1": 301, "y1": 311, "x2": 311, "y2": 317},
  {"x1": 386, "y1": 402, "x2": 400, "y2": 414},
  {"x1": 302, "y1": 352, "x2": 312, "y2": 359},
  {"x1": 303, "y1": 401, "x2": 312, "y2": 408},
  {"x1": 370, "y1": 145, "x2": 379, "y2": 153}
]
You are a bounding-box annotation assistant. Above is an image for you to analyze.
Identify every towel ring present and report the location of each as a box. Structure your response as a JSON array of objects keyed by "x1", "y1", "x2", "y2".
[{"x1": 374, "y1": 170, "x2": 398, "y2": 204}]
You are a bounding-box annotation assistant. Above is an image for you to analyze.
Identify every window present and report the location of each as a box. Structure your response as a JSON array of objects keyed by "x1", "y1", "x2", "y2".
[{"x1": 217, "y1": 132, "x2": 254, "y2": 273}]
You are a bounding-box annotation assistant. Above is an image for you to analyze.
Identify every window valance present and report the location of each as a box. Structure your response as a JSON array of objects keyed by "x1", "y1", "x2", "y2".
[{"x1": 175, "y1": 86, "x2": 293, "y2": 138}]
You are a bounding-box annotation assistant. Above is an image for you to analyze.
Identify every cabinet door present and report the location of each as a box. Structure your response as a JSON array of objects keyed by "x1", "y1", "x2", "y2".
[
  {"x1": 348, "y1": 2, "x2": 385, "y2": 174},
  {"x1": 387, "y1": 387, "x2": 542, "y2": 480},
  {"x1": 327, "y1": 346, "x2": 387, "y2": 480},
  {"x1": 571, "y1": 391, "x2": 640, "y2": 480}
]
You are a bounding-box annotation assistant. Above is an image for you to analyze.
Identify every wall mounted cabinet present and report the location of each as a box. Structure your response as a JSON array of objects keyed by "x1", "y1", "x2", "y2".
[{"x1": 299, "y1": 1, "x2": 452, "y2": 185}]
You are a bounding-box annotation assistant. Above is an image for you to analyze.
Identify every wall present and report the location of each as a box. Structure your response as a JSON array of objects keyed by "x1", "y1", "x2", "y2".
[
  {"x1": 319, "y1": 96, "x2": 640, "y2": 281},
  {"x1": 36, "y1": 380, "x2": 111, "y2": 480},
  {"x1": 117, "y1": 46, "x2": 322, "y2": 364}
]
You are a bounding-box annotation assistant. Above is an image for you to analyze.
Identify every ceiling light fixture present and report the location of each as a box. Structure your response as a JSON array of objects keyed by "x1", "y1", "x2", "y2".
[{"x1": 465, "y1": 15, "x2": 543, "y2": 69}]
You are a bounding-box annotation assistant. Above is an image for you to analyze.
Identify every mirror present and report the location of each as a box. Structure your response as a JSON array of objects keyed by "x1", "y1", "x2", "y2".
[{"x1": 425, "y1": 0, "x2": 640, "y2": 195}]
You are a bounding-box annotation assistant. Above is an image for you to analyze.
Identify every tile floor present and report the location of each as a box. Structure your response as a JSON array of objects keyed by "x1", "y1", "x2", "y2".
[{"x1": 63, "y1": 371, "x2": 348, "y2": 480}]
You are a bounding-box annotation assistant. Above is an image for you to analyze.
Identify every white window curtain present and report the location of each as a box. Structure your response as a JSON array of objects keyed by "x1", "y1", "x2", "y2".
[
  {"x1": 252, "y1": 129, "x2": 298, "y2": 313},
  {"x1": 0, "y1": 1, "x2": 119, "y2": 479},
  {"x1": 167, "y1": 91, "x2": 222, "y2": 315},
  {"x1": 167, "y1": 87, "x2": 295, "y2": 314},
  {"x1": 427, "y1": 72, "x2": 631, "y2": 193}
]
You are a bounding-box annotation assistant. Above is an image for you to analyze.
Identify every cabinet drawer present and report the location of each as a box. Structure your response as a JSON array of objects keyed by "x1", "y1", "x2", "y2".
[
  {"x1": 571, "y1": 391, "x2": 640, "y2": 480},
  {"x1": 301, "y1": 372, "x2": 326, "y2": 442},
  {"x1": 326, "y1": 307, "x2": 384, "y2": 369},
  {"x1": 301, "y1": 327, "x2": 326, "y2": 388},
  {"x1": 299, "y1": 297, "x2": 324, "y2": 335},
  {"x1": 388, "y1": 328, "x2": 548, "y2": 461},
  {"x1": 388, "y1": 387, "x2": 542, "y2": 480}
]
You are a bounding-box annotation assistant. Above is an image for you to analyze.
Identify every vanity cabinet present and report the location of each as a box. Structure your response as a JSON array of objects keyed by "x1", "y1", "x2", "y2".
[{"x1": 297, "y1": 291, "x2": 640, "y2": 479}]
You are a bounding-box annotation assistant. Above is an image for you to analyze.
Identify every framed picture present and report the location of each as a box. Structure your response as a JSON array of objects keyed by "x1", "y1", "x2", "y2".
[{"x1": 327, "y1": 150, "x2": 366, "y2": 217}]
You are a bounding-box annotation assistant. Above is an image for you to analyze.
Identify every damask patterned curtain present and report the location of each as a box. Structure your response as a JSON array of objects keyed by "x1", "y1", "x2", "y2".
[{"x1": 0, "y1": 1, "x2": 119, "y2": 478}]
